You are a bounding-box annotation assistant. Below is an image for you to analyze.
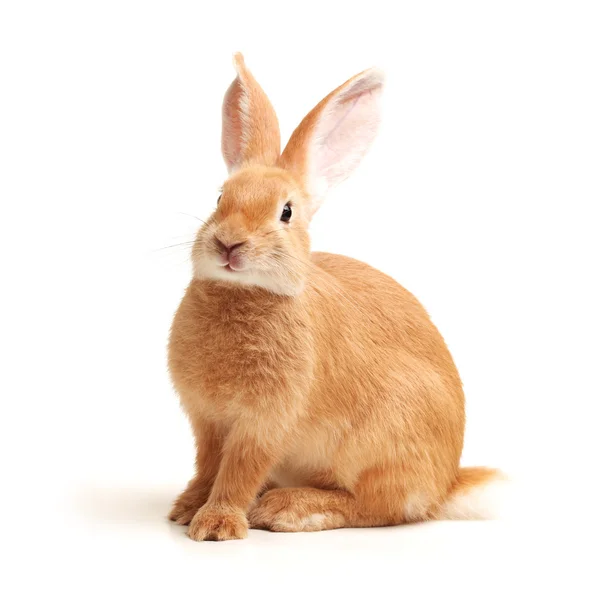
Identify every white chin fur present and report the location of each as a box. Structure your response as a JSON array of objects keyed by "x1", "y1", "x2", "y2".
[{"x1": 193, "y1": 259, "x2": 302, "y2": 297}]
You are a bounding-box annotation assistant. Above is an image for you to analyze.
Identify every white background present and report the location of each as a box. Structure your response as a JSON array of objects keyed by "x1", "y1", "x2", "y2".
[{"x1": 1, "y1": 1, "x2": 599, "y2": 598}]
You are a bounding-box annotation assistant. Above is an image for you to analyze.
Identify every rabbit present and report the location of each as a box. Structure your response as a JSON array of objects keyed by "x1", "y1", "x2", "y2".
[{"x1": 167, "y1": 53, "x2": 504, "y2": 541}]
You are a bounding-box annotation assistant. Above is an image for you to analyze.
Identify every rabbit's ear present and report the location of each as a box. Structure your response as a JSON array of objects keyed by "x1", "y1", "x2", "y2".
[
  {"x1": 279, "y1": 68, "x2": 384, "y2": 216},
  {"x1": 222, "y1": 53, "x2": 281, "y2": 172}
]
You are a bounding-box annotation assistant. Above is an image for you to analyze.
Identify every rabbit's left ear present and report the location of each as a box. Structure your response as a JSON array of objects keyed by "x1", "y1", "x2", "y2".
[
  {"x1": 222, "y1": 53, "x2": 281, "y2": 172},
  {"x1": 279, "y1": 68, "x2": 384, "y2": 216}
]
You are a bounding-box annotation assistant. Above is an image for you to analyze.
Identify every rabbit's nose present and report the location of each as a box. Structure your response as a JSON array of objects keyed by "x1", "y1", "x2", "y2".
[{"x1": 214, "y1": 236, "x2": 246, "y2": 256}]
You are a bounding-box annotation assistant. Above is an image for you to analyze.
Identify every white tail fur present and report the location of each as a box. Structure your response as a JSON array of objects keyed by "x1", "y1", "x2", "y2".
[{"x1": 439, "y1": 467, "x2": 510, "y2": 520}]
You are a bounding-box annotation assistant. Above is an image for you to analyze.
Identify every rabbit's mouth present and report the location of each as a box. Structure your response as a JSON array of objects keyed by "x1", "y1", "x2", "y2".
[
  {"x1": 223, "y1": 264, "x2": 244, "y2": 273},
  {"x1": 219, "y1": 256, "x2": 246, "y2": 272}
]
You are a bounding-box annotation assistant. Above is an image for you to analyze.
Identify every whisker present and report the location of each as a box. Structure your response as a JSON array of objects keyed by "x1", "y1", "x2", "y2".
[
  {"x1": 152, "y1": 240, "x2": 197, "y2": 252},
  {"x1": 177, "y1": 212, "x2": 210, "y2": 226},
  {"x1": 262, "y1": 228, "x2": 285, "y2": 237}
]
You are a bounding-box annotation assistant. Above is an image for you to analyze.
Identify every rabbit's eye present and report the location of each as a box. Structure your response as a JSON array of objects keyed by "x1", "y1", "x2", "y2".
[
  {"x1": 281, "y1": 203, "x2": 292, "y2": 222},
  {"x1": 217, "y1": 194, "x2": 222, "y2": 205}
]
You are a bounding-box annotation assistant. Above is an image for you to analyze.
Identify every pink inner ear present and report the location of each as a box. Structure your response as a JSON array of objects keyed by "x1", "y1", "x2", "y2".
[{"x1": 313, "y1": 82, "x2": 382, "y2": 192}]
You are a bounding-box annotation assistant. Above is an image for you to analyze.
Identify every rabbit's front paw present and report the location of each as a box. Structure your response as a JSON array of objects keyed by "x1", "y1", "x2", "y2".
[
  {"x1": 187, "y1": 505, "x2": 248, "y2": 541},
  {"x1": 169, "y1": 485, "x2": 209, "y2": 525},
  {"x1": 169, "y1": 498, "x2": 201, "y2": 526}
]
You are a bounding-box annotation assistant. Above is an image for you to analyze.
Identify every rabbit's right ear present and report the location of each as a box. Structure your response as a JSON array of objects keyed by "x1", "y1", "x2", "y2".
[
  {"x1": 221, "y1": 53, "x2": 281, "y2": 172},
  {"x1": 279, "y1": 68, "x2": 384, "y2": 217}
]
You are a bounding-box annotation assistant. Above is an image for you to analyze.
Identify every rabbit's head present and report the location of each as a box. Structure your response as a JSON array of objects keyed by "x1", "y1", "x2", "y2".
[{"x1": 192, "y1": 53, "x2": 384, "y2": 296}]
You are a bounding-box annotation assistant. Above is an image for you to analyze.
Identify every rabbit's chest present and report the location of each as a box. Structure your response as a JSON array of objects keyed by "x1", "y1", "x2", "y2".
[
  {"x1": 173, "y1": 316, "x2": 277, "y2": 402},
  {"x1": 169, "y1": 287, "x2": 313, "y2": 424}
]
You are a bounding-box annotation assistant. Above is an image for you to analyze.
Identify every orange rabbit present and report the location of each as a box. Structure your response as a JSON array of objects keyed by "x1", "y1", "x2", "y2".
[{"x1": 168, "y1": 53, "x2": 503, "y2": 541}]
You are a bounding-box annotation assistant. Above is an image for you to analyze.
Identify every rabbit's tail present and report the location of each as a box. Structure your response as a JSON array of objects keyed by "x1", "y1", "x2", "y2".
[{"x1": 437, "y1": 466, "x2": 509, "y2": 520}]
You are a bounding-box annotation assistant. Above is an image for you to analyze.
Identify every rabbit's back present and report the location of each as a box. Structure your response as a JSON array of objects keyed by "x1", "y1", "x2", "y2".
[{"x1": 309, "y1": 251, "x2": 461, "y2": 380}]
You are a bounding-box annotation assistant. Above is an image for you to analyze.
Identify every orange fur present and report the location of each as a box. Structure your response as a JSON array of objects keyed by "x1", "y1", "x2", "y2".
[
  {"x1": 168, "y1": 54, "x2": 502, "y2": 540},
  {"x1": 222, "y1": 53, "x2": 280, "y2": 171}
]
